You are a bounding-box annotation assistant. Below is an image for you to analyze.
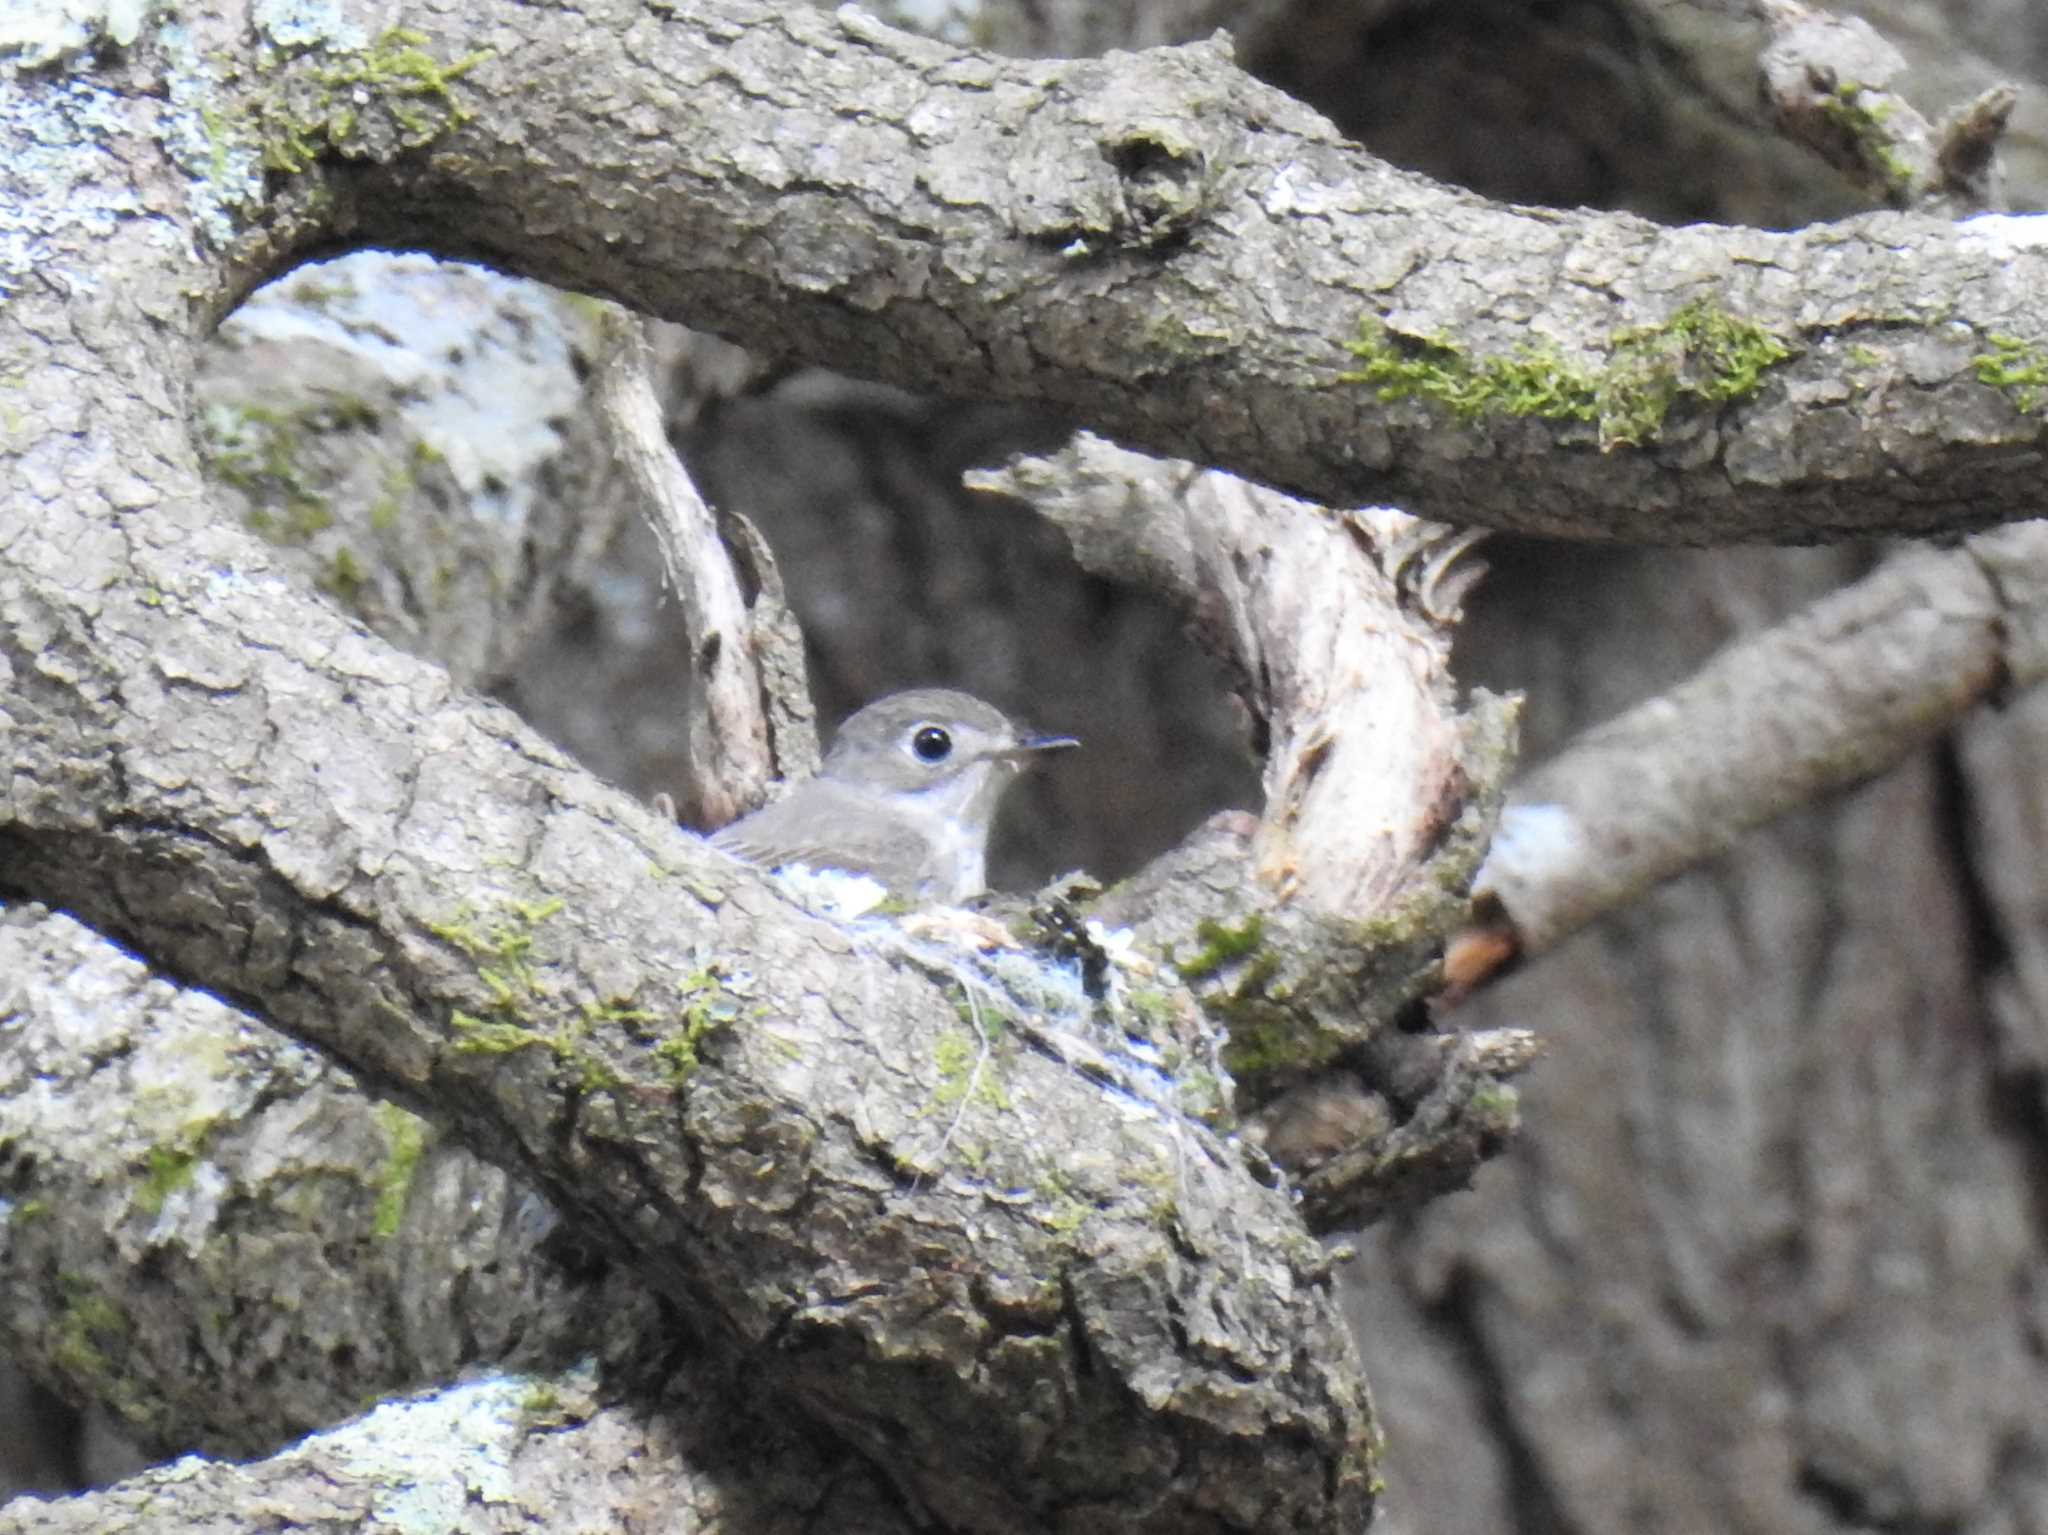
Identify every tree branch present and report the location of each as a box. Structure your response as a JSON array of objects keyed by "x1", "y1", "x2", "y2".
[
  {"x1": 15, "y1": 0, "x2": 2037, "y2": 1518},
  {"x1": 0, "y1": 1366, "x2": 910, "y2": 1535},
  {"x1": 0, "y1": 904, "x2": 643, "y2": 1456},
  {"x1": 1475, "y1": 521, "x2": 2048, "y2": 963},
  {"x1": 587, "y1": 308, "x2": 810, "y2": 826},
  {"x1": 0, "y1": 515, "x2": 1374, "y2": 1528},
  {"x1": 0, "y1": 901, "x2": 925, "y2": 1527},
  {"x1": 175, "y1": 0, "x2": 2048, "y2": 544},
  {"x1": 972, "y1": 436, "x2": 1531, "y2": 1224}
]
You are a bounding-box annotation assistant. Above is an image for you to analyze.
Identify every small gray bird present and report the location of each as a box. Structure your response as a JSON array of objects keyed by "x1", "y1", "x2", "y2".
[{"x1": 710, "y1": 688, "x2": 1078, "y2": 903}]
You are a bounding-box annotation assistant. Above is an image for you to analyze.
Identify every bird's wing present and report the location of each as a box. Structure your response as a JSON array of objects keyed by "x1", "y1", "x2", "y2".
[{"x1": 709, "y1": 783, "x2": 932, "y2": 890}]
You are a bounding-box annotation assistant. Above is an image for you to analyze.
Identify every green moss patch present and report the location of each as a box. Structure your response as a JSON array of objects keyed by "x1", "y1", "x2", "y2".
[
  {"x1": 1344, "y1": 298, "x2": 1794, "y2": 447},
  {"x1": 1974, "y1": 333, "x2": 2048, "y2": 411}
]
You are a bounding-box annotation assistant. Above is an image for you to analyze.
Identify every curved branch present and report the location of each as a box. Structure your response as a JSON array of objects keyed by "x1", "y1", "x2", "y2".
[
  {"x1": 23, "y1": 0, "x2": 2039, "y2": 1517},
  {"x1": 2, "y1": 413, "x2": 1379, "y2": 1535},
  {"x1": 0, "y1": 904, "x2": 649, "y2": 1457},
  {"x1": 587, "y1": 308, "x2": 809, "y2": 826},
  {"x1": 176, "y1": 0, "x2": 2048, "y2": 544}
]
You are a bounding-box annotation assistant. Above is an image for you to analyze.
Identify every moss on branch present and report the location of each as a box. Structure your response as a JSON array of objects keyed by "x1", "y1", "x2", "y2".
[{"x1": 1343, "y1": 298, "x2": 1794, "y2": 447}]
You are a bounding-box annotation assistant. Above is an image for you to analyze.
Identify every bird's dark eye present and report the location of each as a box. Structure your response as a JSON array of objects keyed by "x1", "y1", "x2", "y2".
[{"x1": 911, "y1": 725, "x2": 953, "y2": 763}]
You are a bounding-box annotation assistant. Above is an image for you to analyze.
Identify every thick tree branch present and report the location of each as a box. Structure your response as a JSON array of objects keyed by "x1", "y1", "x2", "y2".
[
  {"x1": 5, "y1": 194, "x2": 1394, "y2": 1518},
  {"x1": 166, "y1": 0, "x2": 2048, "y2": 544},
  {"x1": 1413, "y1": 0, "x2": 2038, "y2": 985},
  {"x1": 0, "y1": 902, "x2": 919, "y2": 1525},
  {"x1": 13, "y1": 0, "x2": 2041, "y2": 1519},
  {"x1": 0, "y1": 507, "x2": 1374, "y2": 1529},
  {"x1": 0, "y1": 1366, "x2": 909, "y2": 1535},
  {"x1": 6, "y1": 103, "x2": 1385, "y2": 1510},
  {"x1": 0, "y1": 905, "x2": 640, "y2": 1456}
]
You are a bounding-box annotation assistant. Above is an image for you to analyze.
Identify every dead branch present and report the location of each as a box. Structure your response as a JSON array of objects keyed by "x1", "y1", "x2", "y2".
[
  {"x1": 973, "y1": 436, "x2": 1530, "y2": 1224},
  {"x1": 587, "y1": 308, "x2": 807, "y2": 826},
  {"x1": 1476, "y1": 522, "x2": 2048, "y2": 965}
]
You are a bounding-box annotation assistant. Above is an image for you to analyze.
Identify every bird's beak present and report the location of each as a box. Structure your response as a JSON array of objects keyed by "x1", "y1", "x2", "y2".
[{"x1": 997, "y1": 730, "x2": 1079, "y2": 760}]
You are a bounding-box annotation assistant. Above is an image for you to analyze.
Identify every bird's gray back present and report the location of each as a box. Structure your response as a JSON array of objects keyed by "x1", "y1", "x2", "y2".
[{"x1": 710, "y1": 776, "x2": 956, "y2": 897}]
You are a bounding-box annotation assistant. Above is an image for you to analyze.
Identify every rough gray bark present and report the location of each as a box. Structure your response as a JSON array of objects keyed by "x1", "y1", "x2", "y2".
[
  {"x1": 1, "y1": 261, "x2": 1371, "y2": 1523},
  {"x1": 0, "y1": 503, "x2": 1381, "y2": 1532},
  {"x1": 10, "y1": 5, "x2": 1487, "y2": 1526},
  {"x1": 0, "y1": 252, "x2": 1273, "y2": 1525},
  {"x1": 0, "y1": 1368, "x2": 912, "y2": 1535},
  {"x1": 61, "y1": 0, "x2": 2048, "y2": 545},
  {"x1": 0, "y1": 905, "x2": 652, "y2": 1457},
  {"x1": 0, "y1": 902, "x2": 915, "y2": 1524}
]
